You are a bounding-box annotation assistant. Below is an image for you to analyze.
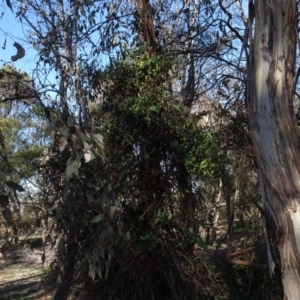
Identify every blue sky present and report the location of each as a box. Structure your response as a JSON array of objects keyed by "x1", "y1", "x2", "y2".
[{"x1": 0, "y1": 6, "x2": 38, "y2": 75}]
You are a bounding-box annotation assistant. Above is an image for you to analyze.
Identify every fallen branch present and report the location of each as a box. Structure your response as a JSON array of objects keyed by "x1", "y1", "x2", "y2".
[
  {"x1": 228, "y1": 259, "x2": 266, "y2": 269},
  {"x1": 228, "y1": 244, "x2": 263, "y2": 258}
]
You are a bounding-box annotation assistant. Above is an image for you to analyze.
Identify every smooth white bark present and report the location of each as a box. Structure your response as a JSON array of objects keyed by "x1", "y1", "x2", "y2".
[{"x1": 248, "y1": 1, "x2": 300, "y2": 298}]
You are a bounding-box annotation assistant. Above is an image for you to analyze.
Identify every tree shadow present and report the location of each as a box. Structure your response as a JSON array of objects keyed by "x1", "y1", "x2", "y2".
[{"x1": 0, "y1": 274, "x2": 42, "y2": 300}]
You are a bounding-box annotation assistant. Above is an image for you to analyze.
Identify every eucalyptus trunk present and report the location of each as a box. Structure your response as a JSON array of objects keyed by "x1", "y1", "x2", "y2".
[{"x1": 247, "y1": 1, "x2": 300, "y2": 298}]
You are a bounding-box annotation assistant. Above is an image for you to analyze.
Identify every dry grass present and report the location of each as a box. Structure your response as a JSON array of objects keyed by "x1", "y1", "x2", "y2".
[{"x1": 0, "y1": 240, "x2": 55, "y2": 300}]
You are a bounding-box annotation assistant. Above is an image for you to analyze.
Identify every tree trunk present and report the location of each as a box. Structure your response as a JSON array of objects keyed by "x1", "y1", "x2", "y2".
[
  {"x1": 248, "y1": 1, "x2": 300, "y2": 298},
  {"x1": 136, "y1": 0, "x2": 156, "y2": 56}
]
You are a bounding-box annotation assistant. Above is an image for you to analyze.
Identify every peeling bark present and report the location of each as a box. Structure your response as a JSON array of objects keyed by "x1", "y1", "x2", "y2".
[
  {"x1": 136, "y1": 0, "x2": 156, "y2": 56},
  {"x1": 248, "y1": 0, "x2": 300, "y2": 298}
]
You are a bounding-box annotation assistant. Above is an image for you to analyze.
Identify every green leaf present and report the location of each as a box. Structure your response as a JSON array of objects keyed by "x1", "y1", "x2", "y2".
[
  {"x1": 2, "y1": 208, "x2": 12, "y2": 223},
  {"x1": 11, "y1": 42, "x2": 25, "y2": 61},
  {"x1": 67, "y1": 116, "x2": 76, "y2": 127},
  {"x1": 2, "y1": 37, "x2": 6, "y2": 50},
  {"x1": 66, "y1": 157, "x2": 73, "y2": 166},
  {"x1": 59, "y1": 137, "x2": 68, "y2": 152},
  {"x1": 6, "y1": 0, "x2": 13, "y2": 12},
  {"x1": 83, "y1": 141, "x2": 91, "y2": 150},
  {"x1": 79, "y1": 257, "x2": 87, "y2": 272},
  {"x1": 5, "y1": 181, "x2": 25, "y2": 192},
  {"x1": 77, "y1": 129, "x2": 89, "y2": 142},
  {"x1": 44, "y1": 126, "x2": 56, "y2": 141},
  {"x1": 96, "y1": 265, "x2": 103, "y2": 279},
  {"x1": 65, "y1": 155, "x2": 81, "y2": 181},
  {"x1": 74, "y1": 158, "x2": 81, "y2": 169},
  {"x1": 65, "y1": 164, "x2": 75, "y2": 181},
  {"x1": 109, "y1": 205, "x2": 116, "y2": 217},
  {"x1": 73, "y1": 165, "x2": 79, "y2": 176},
  {"x1": 91, "y1": 214, "x2": 103, "y2": 223},
  {"x1": 107, "y1": 245, "x2": 114, "y2": 261},
  {"x1": 50, "y1": 111, "x2": 59, "y2": 124},
  {"x1": 104, "y1": 259, "x2": 110, "y2": 279},
  {"x1": 94, "y1": 133, "x2": 104, "y2": 149},
  {"x1": 58, "y1": 127, "x2": 70, "y2": 137},
  {"x1": 89, "y1": 262, "x2": 96, "y2": 280},
  {"x1": 0, "y1": 194, "x2": 9, "y2": 208}
]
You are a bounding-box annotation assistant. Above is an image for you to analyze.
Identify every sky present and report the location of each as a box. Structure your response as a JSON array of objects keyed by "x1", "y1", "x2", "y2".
[
  {"x1": 0, "y1": 2, "x2": 111, "y2": 89},
  {"x1": 0, "y1": 5, "x2": 38, "y2": 75}
]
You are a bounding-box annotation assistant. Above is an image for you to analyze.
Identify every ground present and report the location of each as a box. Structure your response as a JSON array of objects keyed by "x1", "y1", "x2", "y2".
[{"x1": 0, "y1": 242, "x2": 55, "y2": 300}]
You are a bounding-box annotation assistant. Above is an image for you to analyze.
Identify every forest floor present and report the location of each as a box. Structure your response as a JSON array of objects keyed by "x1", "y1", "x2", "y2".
[
  {"x1": 0, "y1": 224, "x2": 264, "y2": 300},
  {"x1": 0, "y1": 241, "x2": 55, "y2": 300}
]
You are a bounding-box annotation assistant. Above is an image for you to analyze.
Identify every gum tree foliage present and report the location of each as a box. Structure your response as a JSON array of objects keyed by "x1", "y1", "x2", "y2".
[
  {"x1": 9, "y1": 1, "x2": 140, "y2": 298},
  {"x1": 16, "y1": 0, "x2": 136, "y2": 124},
  {"x1": 94, "y1": 51, "x2": 222, "y2": 230},
  {"x1": 79, "y1": 51, "x2": 224, "y2": 300},
  {"x1": 32, "y1": 49, "x2": 224, "y2": 300}
]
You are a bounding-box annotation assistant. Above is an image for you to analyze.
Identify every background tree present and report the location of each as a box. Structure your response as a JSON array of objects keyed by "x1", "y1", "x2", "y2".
[{"x1": 0, "y1": 65, "x2": 44, "y2": 242}]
